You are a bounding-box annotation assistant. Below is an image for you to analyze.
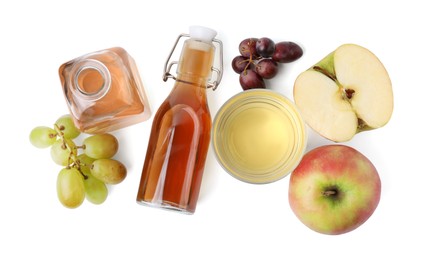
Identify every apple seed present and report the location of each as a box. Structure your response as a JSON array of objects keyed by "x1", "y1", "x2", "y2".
[{"x1": 345, "y1": 89, "x2": 355, "y2": 99}]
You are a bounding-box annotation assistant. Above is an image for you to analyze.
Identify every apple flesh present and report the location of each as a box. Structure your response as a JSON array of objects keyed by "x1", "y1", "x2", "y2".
[
  {"x1": 293, "y1": 44, "x2": 393, "y2": 142},
  {"x1": 288, "y1": 145, "x2": 381, "y2": 235}
]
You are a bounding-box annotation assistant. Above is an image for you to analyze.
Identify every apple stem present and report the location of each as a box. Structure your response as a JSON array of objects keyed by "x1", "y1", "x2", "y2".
[
  {"x1": 313, "y1": 66, "x2": 337, "y2": 82},
  {"x1": 357, "y1": 118, "x2": 368, "y2": 130},
  {"x1": 323, "y1": 190, "x2": 337, "y2": 196}
]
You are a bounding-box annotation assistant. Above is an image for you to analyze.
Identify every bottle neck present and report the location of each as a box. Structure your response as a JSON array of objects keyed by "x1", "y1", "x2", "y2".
[
  {"x1": 175, "y1": 39, "x2": 215, "y2": 87},
  {"x1": 71, "y1": 59, "x2": 111, "y2": 100}
]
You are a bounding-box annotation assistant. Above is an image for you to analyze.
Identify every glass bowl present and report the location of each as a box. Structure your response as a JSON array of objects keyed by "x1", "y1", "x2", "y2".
[{"x1": 212, "y1": 89, "x2": 307, "y2": 184}]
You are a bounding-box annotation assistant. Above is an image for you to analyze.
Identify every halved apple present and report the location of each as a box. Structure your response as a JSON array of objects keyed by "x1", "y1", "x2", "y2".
[{"x1": 293, "y1": 44, "x2": 393, "y2": 142}]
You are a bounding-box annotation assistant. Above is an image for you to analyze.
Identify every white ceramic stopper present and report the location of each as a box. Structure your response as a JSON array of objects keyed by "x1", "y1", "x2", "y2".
[{"x1": 189, "y1": 26, "x2": 217, "y2": 43}]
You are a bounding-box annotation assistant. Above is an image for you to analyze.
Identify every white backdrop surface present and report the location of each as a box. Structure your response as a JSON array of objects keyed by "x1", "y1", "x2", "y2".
[{"x1": 1, "y1": 0, "x2": 426, "y2": 259}]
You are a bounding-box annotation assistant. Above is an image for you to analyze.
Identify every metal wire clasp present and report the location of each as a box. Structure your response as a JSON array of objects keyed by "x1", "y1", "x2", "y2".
[{"x1": 162, "y1": 33, "x2": 223, "y2": 91}]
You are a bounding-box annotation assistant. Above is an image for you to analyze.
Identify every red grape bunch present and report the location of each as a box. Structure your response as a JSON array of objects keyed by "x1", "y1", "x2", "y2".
[{"x1": 232, "y1": 37, "x2": 303, "y2": 90}]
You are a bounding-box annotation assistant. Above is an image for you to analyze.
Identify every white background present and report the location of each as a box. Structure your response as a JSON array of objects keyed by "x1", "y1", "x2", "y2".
[{"x1": 1, "y1": 0, "x2": 426, "y2": 259}]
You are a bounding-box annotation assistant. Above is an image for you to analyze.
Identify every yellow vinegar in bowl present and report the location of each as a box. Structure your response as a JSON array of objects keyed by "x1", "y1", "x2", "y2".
[{"x1": 212, "y1": 89, "x2": 307, "y2": 184}]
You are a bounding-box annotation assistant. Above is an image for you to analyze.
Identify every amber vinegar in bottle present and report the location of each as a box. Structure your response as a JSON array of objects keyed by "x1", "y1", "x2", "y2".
[{"x1": 137, "y1": 26, "x2": 222, "y2": 214}]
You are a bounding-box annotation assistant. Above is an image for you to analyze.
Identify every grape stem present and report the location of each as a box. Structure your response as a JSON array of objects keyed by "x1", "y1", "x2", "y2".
[
  {"x1": 53, "y1": 124, "x2": 87, "y2": 180},
  {"x1": 240, "y1": 54, "x2": 257, "y2": 74},
  {"x1": 73, "y1": 160, "x2": 89, "y2": 180}
]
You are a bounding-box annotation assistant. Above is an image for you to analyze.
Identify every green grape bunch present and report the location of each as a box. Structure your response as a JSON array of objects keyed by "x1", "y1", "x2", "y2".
[{"x1": 29, "y1": 114, "x2": 127, "y2": 209}]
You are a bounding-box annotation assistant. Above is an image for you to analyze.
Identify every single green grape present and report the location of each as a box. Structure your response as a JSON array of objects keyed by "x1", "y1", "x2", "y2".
[
  {"x1": 57, "y1": 167, "x2": 85, "y2": 209},
  {"x1": 83, "y1": 133, "x2": 118, "y2": 159},
  {"x1": 84, "y1": 172, "x2": 108, "y2": 205},
  {"x1": 91, "y1": 159, "x2": 127, "y2": 184},
  {"x1": 29, "y1": 126, "x2": 57, "y2": 148},
  {"x1": 50, "y1": 139, "x2": 76, "y2": 166},
  {"x1": 55, "y1": 114, "x2": 80, "y2": 139}
]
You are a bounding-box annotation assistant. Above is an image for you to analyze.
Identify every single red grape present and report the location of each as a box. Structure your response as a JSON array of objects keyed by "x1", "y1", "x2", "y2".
[
  {"x1": 272, "y1": 41, "x2": 303, "y2": 63},
  {"x1": 239, "y1": 69, "x2": 266, "y2": 90},
  {"x1": 256, "y1": 37, "x2": 275, "y2": 58},
  {"x1": 232, "y1": 56, "x2": 253, "y2": 74},
  {"x1": 255, "y1": 59, "x2": 278, "y2": 79},
  {"x1": 239, "y1": 38, "x2": 259, "y2": 59}
]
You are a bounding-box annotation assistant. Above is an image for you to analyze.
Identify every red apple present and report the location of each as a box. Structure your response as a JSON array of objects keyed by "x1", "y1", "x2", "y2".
[{"x1": 288, "y1": 145, "x2": 381, "y2": 235}]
